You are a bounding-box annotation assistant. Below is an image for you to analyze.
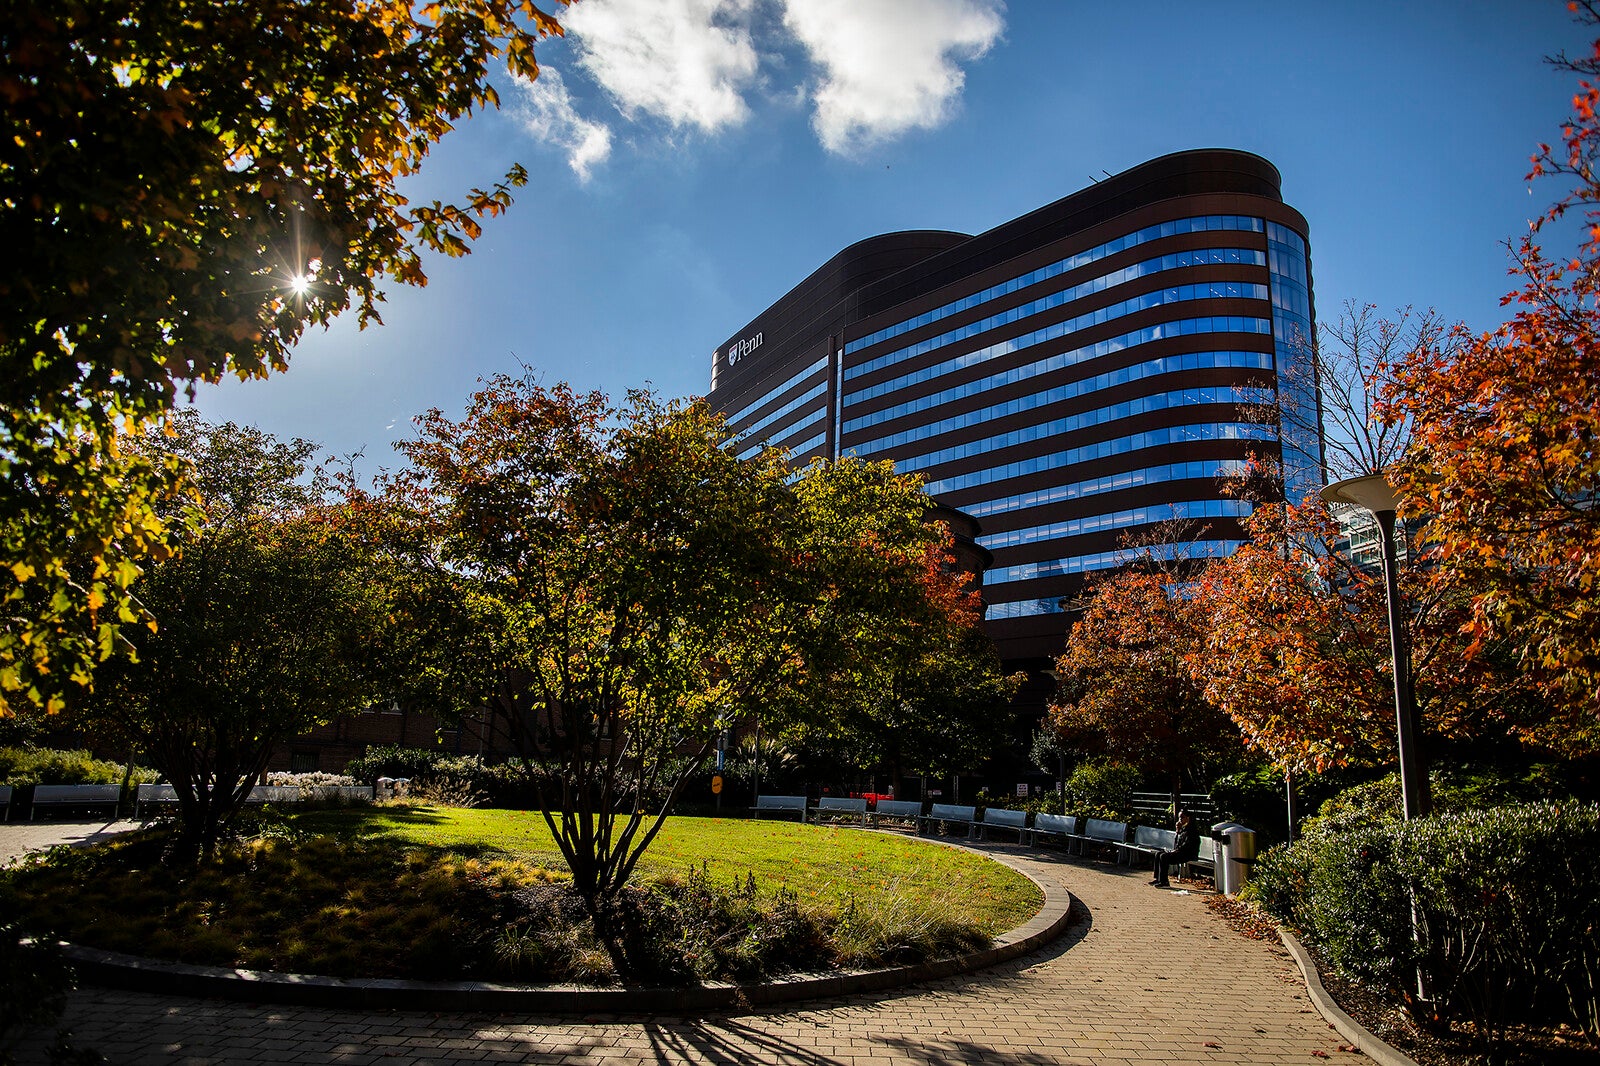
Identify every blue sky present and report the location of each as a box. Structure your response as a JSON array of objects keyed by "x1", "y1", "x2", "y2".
[{"x1": 198, "y1": 1, "x2": 1592, "y2": 470}]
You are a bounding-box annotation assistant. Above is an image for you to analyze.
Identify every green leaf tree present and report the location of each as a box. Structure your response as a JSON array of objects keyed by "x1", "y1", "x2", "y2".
[
  {"x1": 396, "y1": 375, "x2": 945, "y2": 972},
  {"x1": 83, "y1": 413, "x2": 385, "y2": 856},
  {"x1": 1, "y1": 0, "x2": 566, "y2": 716}
]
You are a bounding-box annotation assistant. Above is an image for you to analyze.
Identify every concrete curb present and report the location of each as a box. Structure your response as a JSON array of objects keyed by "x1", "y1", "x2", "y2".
[
  {"x1": 62, "y1": 841, "x2": 1076, "y2": 1013},
  {"x1": 1279, "y1": 928, "x2": 1420, "y2": 1066}
]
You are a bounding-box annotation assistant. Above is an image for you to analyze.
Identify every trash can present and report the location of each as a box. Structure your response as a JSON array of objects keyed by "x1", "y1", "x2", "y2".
[{"x1": 1210, "y1": 821, "x2": 1257, "y2": 895}]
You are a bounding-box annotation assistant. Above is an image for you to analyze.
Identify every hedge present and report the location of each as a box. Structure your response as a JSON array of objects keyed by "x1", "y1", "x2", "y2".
[{"x1": 1251, "y1": 795, "x2": 1600, "y2": 1034}]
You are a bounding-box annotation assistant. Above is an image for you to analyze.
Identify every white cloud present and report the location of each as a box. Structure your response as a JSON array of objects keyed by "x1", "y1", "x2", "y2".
[
  {"x1": 562, "y1": 0, "x2": 760, "y2": 133},
  {"x1": 509, "y1": 68, "x2": 614, "y2": 181},
  {"x1": 780, "y1": 0, "x2": 1004, "y2": 156}
]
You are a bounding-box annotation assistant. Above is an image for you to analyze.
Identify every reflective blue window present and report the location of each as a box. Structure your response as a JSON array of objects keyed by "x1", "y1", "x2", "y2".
[
  {"x1": 730, "y1": 381, "x2": 827, "y2": 446},
  {"x1": 876, "y1": 387, "x2": 1265, "y2": 474},
  {"x1": 979, "y1": 499, "x2": 1254, "y2": 554},
  {"x1": 982, "y1": 539, "x2": 1245, "y2": 617},
  {"x1": 1266, "y1": 222, "x2": 1320, "y2": 501},
  {"x1": 959, "y1": 459, "x2": 1250, "y2": 520},
  {"x1": 844, "y1": 313, "x2": 1272, "y2": 409},
  {"x1": 845, "y1": 216, "x2": 1265, "y2": 356},
  {"x1": 783, "y1": 429, "x2": 827, "y2": 459},
  {"x1": 846, "y1": 280, "x2": 1269, "y2": 384},
  {"x1": 736, "y1": 404, "x2": 826, "y2": 460},
  {"x1": 852, "y1": 369, "x2": 1275, "y2": 456},
  {"x1": 922, "y1": 422, "x2": 1278, "y2": 495},
  {"x1": 722, "y1": 355, "x2": 829, "y2": 432}
]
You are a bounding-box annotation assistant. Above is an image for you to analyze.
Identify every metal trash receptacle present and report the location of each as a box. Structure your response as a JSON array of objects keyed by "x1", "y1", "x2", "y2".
[{"x1": 1210, "y1": 822, "x2": 1257, "y2": 895}]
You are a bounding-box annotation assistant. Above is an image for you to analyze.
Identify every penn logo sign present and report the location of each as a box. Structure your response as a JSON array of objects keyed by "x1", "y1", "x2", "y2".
[{"x1": 725, "y1": 332, "x2": 763, "y2": 365}]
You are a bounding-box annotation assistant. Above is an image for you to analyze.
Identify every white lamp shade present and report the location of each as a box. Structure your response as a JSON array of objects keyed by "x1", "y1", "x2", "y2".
[{"x1": 1320, "y1": 473, "x2": 1401, "y2": 514}]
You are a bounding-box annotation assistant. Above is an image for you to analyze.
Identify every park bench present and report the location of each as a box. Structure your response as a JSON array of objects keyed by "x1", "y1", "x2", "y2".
[
  {"x1": 1180, "y1": 834, "x2": 1219, "y2": 881},
  {"x1": 0, "y1": 785, "x2": 10, "y2": 822},
  {"x1": 917, "y1": 803, "x2": 978, "y2": 838},
  {"x1": 976, "y1": 807, "x2": 1028, "y2": 841},
  {"x1": 30, "y1": 784, "x2": 123, "y2": 821},
  {"x1": 810, "y1": 796, "x2": 868, "y2": 827},
  {"x1": 1073, "y1": 817, "x2": 1130, "y2": 861},
  {"x1": 135, "y1": 783, "x2": 177, "y2": 818},
  {"x1": 1022, "y1": 812, "x2": 1077, "y2": 848},
  {"x1": 1116, "y1": 825, "x2": 1176, "y2": 868},
  {"x1": 868, "y1": 799, "x2": 923, "y2": 830},
  {"x1": 137, "y1": 783, "x2": 373, "y2": 818},
  {"x1": 753, "y1": 794, "x2": 808, "y2": 820}
]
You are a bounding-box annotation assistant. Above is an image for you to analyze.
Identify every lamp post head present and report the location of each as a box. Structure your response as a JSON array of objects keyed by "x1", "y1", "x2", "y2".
[{"x1": 1321, "y1": 472, "x2": 1401, "y2": 516}]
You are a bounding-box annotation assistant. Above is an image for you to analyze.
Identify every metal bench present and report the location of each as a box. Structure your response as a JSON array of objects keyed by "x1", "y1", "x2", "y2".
[
  {"x1": 1074, "y1": 817, "x2": 1129, "y2": 860},
  {"x1": 30, "y1": 784, "x2": 123, "y2": 821},
  {"x1": 1116, "y1": 825, "x2": 1176, "y2": 868},
  {"x1": 1022, "y1": 812, "x2": 1077, "y2": 847},
  {"x1": 135, "y1": 783, "x2": 177, "y2": 818},
  {"x1": 868, "y1": 799, "x2": 924, "y2": 829},
  {"x1": 918, "y1": 803, "x2": 978, "y2": 838},
  {"x1": 0, "y1": 785, "x2": 10, "y2": 822},
  {"x1": 753, "y1": 794, "x2": 808, "y2": 820},
  {"x1": 976, "y1": 807, "x2": 1028, "y2": 841},
  {"x1": 1181, "y1": 834, "x2": 1219, "y2": 881},
  {"x1": 810, "y1": 796, "x2": 868, "y2": 826}
]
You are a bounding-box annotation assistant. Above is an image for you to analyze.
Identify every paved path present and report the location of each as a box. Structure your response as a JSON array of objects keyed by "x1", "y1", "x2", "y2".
[
  {"x1": 5, "y1": 826, "x2": 1346, "y2": 1065},
  {"x1": 0, "y1": 818, "x2": 142, "y2": 865}
]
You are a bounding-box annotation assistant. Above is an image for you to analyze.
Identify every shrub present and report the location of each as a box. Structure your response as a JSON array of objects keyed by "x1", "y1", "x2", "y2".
[
  {"x1": 342, "y1": 746, "x2": 453, "y2": 784},
  {"x1": 263, "y1": 772, "x2": 354, "y2": 787},
  {"x1": 344, "y1": 748, "x2": 557, "y2": 809},
  {"x1": 0, "y1": 747, "x2": 157, "y2": 787},
  {"x1": 1250, "y1": 787, "x2": 1600, "y2": 1036},
  {"x1": 1062, "y1": 760, "x2": 1139, "y2": 822}
]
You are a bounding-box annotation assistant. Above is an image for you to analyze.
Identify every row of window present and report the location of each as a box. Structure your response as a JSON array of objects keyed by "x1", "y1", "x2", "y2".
[
  {"x1": 980, "y1": 498, "x2": 1255, "y2": 555},
  {"x1": 960, "y1": 458, "x2": 1250, "y2": 520},
  {"x1": 923, "y1": 421, "x2": 1278, "y2": 496},
  {"x1": 983, "y1": 539, "x2": 1246, "y2": 617},
  {"x1": 784, "y1": 428, "x2": 827, "y2": 459},
  {"x1": 731, "y1": 380, "x2": 827, "y2": 449},
  {"x1": 723, "y1": 355, "x2": 829, "y2": 434},
  {"x1": 843, "y1": 295, "x2": 1274, "y2": 410},
  {"x1": 846, "y1": 251, "x2": 1266, "y2": 382},
  {"x1": 737, "y1": 404, "x2": 826, "y2": 460},
  {"x1": 844, "y1": 215, "x2": 1268, "y2": 357},
  {"x1": 851, "y1": 353, "x2": 1275, "y2": 456},
  {"x1": 888, "y1": 386, "x2": 1266, "y2": 475},
  {"x1": 844, "y1": 318, "x2": 1274, "y2": 429},
  {"x1": 1265, "y1": 223, "x2": 1320, "y2": 503}
]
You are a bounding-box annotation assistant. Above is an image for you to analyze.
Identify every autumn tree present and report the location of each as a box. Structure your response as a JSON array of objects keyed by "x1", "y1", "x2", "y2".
[
  {"x1": 1047, "y1": 565, "x2": 1240, "y2": 809},
  {"x1": 395, "y1": 377, "x2": 945, "y2": 970},
  {"x1": 790, "y1": 535, "x2": 1021, "y2": 796},
  {"x1": 1190, "y1": 491, "x2": 1555, "y2": 777},
  {"x1": 0, "y1": 0, "x2": 567, "y2": 716},
  {"x1": 83, "y1": 413, "x2": 386, "y2": 856},
  {"x1": 1383, "y1": 10, "x2": 1600, "y2": 740}
]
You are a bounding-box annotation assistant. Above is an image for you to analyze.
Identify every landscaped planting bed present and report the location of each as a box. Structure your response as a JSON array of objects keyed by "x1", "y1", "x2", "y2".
[{"x1": 2, "y1": 806, "x2": 1041, "y2": 986}]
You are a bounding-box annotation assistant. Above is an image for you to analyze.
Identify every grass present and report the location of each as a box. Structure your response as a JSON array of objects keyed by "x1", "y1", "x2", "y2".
[
  {"x1": 1, "y1": 805, "x2": 1042, "y2": 986},
  {"x1": 289, "y1": 805, "x2": 1041, "y2": 935}
]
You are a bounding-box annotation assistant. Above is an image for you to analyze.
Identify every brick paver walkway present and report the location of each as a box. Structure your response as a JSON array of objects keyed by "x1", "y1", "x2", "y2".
[{"x1": 4, "y1": 826, "x2": 1345, "y2": 1065}]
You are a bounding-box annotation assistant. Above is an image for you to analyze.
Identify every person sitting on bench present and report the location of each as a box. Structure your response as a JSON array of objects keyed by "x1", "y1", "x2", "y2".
[{"x1": 1151, "y1": 808, "x2": 1199, "y2": 888}]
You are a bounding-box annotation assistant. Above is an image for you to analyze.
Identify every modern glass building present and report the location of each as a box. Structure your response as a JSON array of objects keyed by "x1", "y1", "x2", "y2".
[{"x1": 707, "y1": 150, "x2": 1319, "y2": 668}]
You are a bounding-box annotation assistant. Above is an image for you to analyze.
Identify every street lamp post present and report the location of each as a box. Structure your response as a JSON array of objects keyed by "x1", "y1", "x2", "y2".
[{"x1": 1320, "y1": 474, "x2": 1431, "y2": 820}]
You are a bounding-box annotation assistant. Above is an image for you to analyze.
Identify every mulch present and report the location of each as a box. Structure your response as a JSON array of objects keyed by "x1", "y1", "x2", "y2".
[{"x1": 1203, "y1": 890, "x2": 1600, "y2": 1066}]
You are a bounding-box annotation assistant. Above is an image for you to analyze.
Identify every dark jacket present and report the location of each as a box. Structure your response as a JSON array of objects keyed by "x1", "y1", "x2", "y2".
[{"x1": 1171, "y1": 818, "x2": 1201, "y2": 863}]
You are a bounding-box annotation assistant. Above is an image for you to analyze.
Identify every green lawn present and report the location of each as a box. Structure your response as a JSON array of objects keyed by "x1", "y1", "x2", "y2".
[
  {"x1": 291, "y1": 805, "x2": 1041, "y2": 934},
  {"x1": 1, "y1": 805, "x2": 1044, "y2": 984}
]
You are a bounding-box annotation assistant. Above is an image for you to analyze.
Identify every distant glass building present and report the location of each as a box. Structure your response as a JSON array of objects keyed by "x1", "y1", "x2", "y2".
[{"x1": 707, "y1": 149, "x2": 1319, "y2": 668}]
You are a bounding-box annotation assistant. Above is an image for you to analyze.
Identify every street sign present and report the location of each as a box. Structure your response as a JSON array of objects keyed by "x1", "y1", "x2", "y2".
[{"x1": 711, "y1": 775, "x2": 723, "y2": 795}]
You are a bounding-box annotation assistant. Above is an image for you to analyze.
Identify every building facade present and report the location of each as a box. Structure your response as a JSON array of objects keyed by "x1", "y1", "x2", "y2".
[{"x1": 707, "y1": 149, "x2": 1318, "y2": 670}]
